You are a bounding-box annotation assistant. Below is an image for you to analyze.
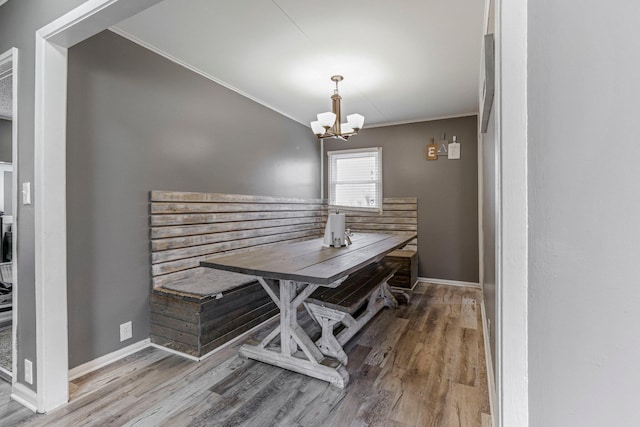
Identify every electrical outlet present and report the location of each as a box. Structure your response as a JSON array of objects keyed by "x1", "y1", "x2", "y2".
[
  {"x1": 120, "y1": 321, "x2": 132, "y2": 342},
  {"x1": 25, "y1": 359, "x2": 33, "y2": 384}
]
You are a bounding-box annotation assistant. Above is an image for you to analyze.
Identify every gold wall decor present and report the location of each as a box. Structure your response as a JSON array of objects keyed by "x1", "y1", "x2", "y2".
[{"x1": 426, "y1": 137, "x2": 438, "y2": 160}]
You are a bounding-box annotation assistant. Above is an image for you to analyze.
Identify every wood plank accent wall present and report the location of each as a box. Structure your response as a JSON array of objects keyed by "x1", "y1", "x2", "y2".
[
  {"x1": 329, "y1": 197, "x2": 418, "y2": 242},
  {"x1": 337, "y1": 197, "x2": 418, "y2": 288},
  {"x1": 150, "y1": 191, "x2": 325, "y2": 289}
]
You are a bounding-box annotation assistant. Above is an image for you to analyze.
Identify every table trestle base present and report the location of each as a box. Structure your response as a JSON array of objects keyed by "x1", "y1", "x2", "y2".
[
  {"x1": 305, "y1": 279, "x2": 398, "y2": 364},
  {"x1": 239, "y1": 278, "x2": 350, "y2": 388}
]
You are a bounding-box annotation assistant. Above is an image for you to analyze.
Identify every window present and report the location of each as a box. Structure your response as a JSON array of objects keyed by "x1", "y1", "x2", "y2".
[{"x1": 328, "y1": 147, "x2": 382, "y2": 211}]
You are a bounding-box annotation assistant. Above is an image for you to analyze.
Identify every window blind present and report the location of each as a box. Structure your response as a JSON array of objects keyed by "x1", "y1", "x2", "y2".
[{"x1": 327, "y1": 147, "x2": 382, "y2": 211}]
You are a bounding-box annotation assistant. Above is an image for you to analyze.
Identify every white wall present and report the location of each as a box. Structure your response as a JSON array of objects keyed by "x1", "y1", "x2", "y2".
[{"x1": 528, "y1": 1, "x2": 640, "y2": 425}]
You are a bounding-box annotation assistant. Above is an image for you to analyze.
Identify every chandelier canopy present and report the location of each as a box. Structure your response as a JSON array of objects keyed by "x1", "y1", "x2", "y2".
[{"x1": 310, "y1": 75, "x2": 365, "y2": 140}]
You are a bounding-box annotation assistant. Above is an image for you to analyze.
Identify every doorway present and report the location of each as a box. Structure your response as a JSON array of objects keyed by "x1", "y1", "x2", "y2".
[
  {"x1": 0, "y1": 48, "x2": 17, "y2": 383},
  {"x1": 30, "y1": 0, "x2": 528, "y2": 422}
]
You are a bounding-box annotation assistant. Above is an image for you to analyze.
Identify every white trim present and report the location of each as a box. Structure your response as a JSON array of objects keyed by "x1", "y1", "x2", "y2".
[
  {"x1": 495, "y1": 0, "x2": 529, "y2": 425},
  {"x1": 33, "y1": 0, "x2": 163, "y2": 413},
  {"x1": 478, "y1": 0, "x2": 493, "y2": 292},
  {"x1": 11, "y1": 383, "x2": 38, "y2": 413},
  {"x1": 364, "y1": 112, "x2": 479, "y2": 129},
  {"x1": 68, "y1": 339, "x2": 151, "y2": 381},
  {"x1": 149, "y1": 344, "x2": 200, "y2": 362},
  {"x1": 391, "y1": 280, "x2": 419, "y2": 292},
  {"x1": 0, "y1": 366, "x2": 10, "y2": 380},
  {"x1": 326, "y1": 147, "x2": 382, "y2": 156},
  {"x1": 151, "y1": 314, "x2": 280, "y2": 362},
  {"x1": 0, "y1": 46, "x2": 19, "y2": 392},
  {"x1": 109, "y1": 27, "x2": 304, "y2": 127},
  {"x1": 481, "y1": 299, "x2": 497, "y2": 427},
  {"x1": 478, "y1": 134, "x2": 484, "y2": 289},
  {"x1": 34, "y1": 31, "x2": 69, "y2": 414},
  {"x1": 10, "y1": 47, "x2": 17, "y2": 391},
  {"x1": 418, "y1": 277, "x2": 481, "y2": 289}
]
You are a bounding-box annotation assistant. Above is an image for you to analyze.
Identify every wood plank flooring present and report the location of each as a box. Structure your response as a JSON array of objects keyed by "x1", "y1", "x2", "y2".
[
  {"x1": 1, "y1": 283, "x2": 491, "y2": 427},
  {"x1": 0, "y1": 380, "x2": 33, "y2": 426}
]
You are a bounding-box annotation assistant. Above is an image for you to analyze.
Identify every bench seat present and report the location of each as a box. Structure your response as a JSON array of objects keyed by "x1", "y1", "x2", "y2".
[
  {"x1": 159, "y1": 267, "x2": 258, "y2": 297},
  {"x1": 150, "y1": 268, "x2": 278, "y2": 357},
  {"x1": 307, "y1": 263, "x2": 399, "y2": 314},
  {"x1": 304, "y1": 262, "x2": 400, "y2": 364}
]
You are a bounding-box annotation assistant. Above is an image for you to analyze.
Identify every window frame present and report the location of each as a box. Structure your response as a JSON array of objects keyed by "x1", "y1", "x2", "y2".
[{"x1": 327, "y1": 147, "x2": 383, "y2": 212}]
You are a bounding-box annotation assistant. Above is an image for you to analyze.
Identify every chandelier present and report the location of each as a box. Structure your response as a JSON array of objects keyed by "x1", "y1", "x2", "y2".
[{"x1": 310, "y1": 75, "x2": 365, "y2": 140}]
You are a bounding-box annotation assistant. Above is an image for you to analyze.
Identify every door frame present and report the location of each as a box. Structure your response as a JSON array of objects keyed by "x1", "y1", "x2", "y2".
[
  {"x1": 0, "y1": 47, "x2": 19, "y2": 385},
  {"x1": 29, "y1": 0, "x2": 530, "y2": 422},
  {"x1": 494, "y1": 0, "x2": 529, "y2": 425},
  {"x1": 29, "y1": 0, "x2": 163, "y2": 412}
]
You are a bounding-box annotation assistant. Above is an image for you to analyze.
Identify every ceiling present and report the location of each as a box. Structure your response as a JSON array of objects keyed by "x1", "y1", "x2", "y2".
[{"x1": 113, "y1": 0, "x2": 484, "y2": 129}]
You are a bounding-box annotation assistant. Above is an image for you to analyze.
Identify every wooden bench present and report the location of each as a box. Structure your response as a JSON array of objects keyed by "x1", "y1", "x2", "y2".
[
  {"x1": 339, "y1": 198, "x2": 419, "y2": 289},
  {"x1": 149, "y1": 191, "x2": 324, "y2": 357},
  {"x1": 304, "y1": 262, "x2": 399, "y2": 364},
  {"x1": 385, "y1": 249, "x2": 418, "y2": 289}
]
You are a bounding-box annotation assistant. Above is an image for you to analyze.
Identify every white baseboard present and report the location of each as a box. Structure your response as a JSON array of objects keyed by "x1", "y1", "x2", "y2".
[
  {"x1": 68, "y1": 338, "x2": 151, "y2": 381},
  {"x1": 390, "y1": 280, "x2": 419, "y2": 292},
  {"x1": 0, "y1": 366, "x2": 11, "y2": 382},
  {"x1": 11, "y1": 382, "x2": 38, "y2": 413},
  {"x1": 152, "y1": 314, "x2": 280, "y2": 362},
  {"x1": 481, "y1": 300, "x2": 497, "y2": 427},
  {"x1": 418, "y1": 277, "x2": 481, "y2": 289},
  {"x1": 149, "y1": 343, "x2": 200, "y2": 362},
  {"x1": 69, "y1": 313, "x2": 280, "y2": 381}
]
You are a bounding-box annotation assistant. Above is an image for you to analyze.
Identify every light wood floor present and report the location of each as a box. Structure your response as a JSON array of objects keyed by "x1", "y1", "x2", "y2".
[{"x1": 1, "y1": 283, "x2": 492, "y2": 427}]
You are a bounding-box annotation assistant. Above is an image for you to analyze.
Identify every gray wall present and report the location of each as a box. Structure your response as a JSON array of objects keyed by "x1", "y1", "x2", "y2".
[
  {"x1": 0, "y1": 118, "x2": 11, "y2": 162},
  {"x1": 0, "y1": 0, "x2": 88, "y2": 392},
  {"x1": 323, "y1": 116, "x2": 479, "y2": 283},
  {"x1": 528, "y1": 1, "x2": 640, "y2": 426},
  {"x1": 66, "y1": 30, "x2": 319, "y2": 368}
]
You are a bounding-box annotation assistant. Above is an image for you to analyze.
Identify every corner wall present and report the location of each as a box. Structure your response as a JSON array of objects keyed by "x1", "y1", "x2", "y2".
[
  {"x1": 323, "y1": 116, "x2": 479, "y2": 283},
  {"x1": 66, "y1": 30, "x2": 319, "y2": 368}
]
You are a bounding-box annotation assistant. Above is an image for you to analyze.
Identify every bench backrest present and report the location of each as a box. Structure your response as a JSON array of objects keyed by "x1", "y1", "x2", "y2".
[
  {"x1": 332, "y1": 197, "x2": 418, "y2": 248},
  {"x1": 149, "y1": 191, "x2": 324, "y2": 288},
  {"x1": 149, "y1": 192, "x2": 417, "y2": 289}
]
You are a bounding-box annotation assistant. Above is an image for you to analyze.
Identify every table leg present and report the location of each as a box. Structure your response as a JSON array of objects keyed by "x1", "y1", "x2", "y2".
[{"x1": 239, "y1": 278, "x2": 350, "y2": 388}]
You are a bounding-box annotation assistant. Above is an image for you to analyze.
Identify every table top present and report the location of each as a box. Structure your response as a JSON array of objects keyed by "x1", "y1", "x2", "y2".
[{"x1": 200, "y1": 232, "x2": 416, "y2": 285}]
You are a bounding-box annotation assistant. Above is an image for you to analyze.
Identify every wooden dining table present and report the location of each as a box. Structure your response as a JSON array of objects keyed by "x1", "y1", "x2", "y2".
[{"x1": 200, "y1": 232, "x2": 416, "y2": 388}]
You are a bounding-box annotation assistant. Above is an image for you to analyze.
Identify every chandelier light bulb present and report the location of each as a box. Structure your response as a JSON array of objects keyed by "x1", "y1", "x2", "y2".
[
  {"x1": 347, "y1": 113, "x2": 365, "y2": 131},
  {"x1": 317, "y1": 112, "x2": 337, "y2": 129},
  {"x1": 310, "y1": 121, "x2": 325, "y2": 136}
]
